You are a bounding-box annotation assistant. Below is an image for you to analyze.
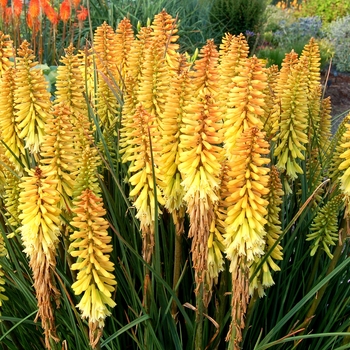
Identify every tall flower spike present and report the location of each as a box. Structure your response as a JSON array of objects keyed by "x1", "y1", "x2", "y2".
[
  {"x1": 18, "y1": 166, "x2": 62, "y2": 348},
  {"x1": 218, "y1": 33, "x2": 249, "y2": 122},
  {"x1": 224, "y1": 127, "x2": 270, "y2": 346},
  {"x1": 274, "y1": 56, "x2": 309, "y2": 181},
  {"x1": 306, "y1": 194, "x2": 343, "y2": 259},
  {"x1": 178, "y1": 39, "x2": 223, "y2": 290},
  {"x1": 94, "y1": 22, "x2": 119, "y2": 128},
  {"x1": 70, "y1": 189, "x2": 117, "y2": 347},
  {"x1": 121, "y1": 104, "x2": 164, "y2": 263},
  {"x1": 223, "y1": 56, "x2": 267, "y2": 159},
  {"x1": 329, "y1": 115, "x2": 350, "y2": 184},
  {"x1": 14, "y1": 41, "x2": 51, "y2": 155},
  {"x1": 0, "y1": 31, "x2": 13, "y2": 77},
  {"x1": 151, "y1": 10, "x2": 179, "y2": 69},
  {"x1": 224, "y1": 127, "x2": 270, "y2": 265},
  {"x1": 55, "y1": 44, "x2": 87, "y2": 117},
  {"x1": 159, "y1": 54, "x2": 191, "y2": 215},
  {"x1": 1, "y1": 156, "x2": 21, "y2": 232},
  {"x1": 261, "y1": 65, "x2": 279, "y2": 139},
  {"x1": 338, "y1": 121, "x2": 350, "y2": 197},
  {"x1": 0, "y1": 67, "x2": 26, "y2": 169},
  {"x1": 115, "y1": 18, "x2": 134, "y2": 85},
  {"x1": 249, "y1": 166, "x2": 284, "y2": 297},
  {"x1": 40, "y1": 103, "x2": 77, "y2": 211},
  {"x1": 300, "y1": 38, "x2": 321, "y2": 96}
]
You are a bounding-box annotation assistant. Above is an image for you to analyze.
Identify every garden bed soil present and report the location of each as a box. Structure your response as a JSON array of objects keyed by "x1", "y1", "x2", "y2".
[{"x1": 321, "y1": 72, "x2": 350, "y2": 132}]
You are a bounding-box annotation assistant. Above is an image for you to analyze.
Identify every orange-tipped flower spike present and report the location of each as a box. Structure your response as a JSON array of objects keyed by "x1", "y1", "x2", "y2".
[
  {"x1": 13, "y1": 0, "x2": 23, "y2": 18},
  {"x1": 0, "y1": 67, "x2": 26, "y2": 170},
  {"x1": 28, "y1": 0, "x2": 40, "y2": 19},
  {"x1": 60, "y1": 0, "x2": 70, "y2": 23},
  {"x1": 70, "y1": 189, "x2": 117, "y2": 347},
  {"x1": 178, "y1": 39, "x2": 223, "y2": 290},
  {"x1": 223, "y1": 56, "x2": 267, "y2": 159},
  {"x1": 224, "y1": 127, "x2": 270, "y2": 265},
  {"x1": 18, "y1": 166, "x2": 62, "y2": 348}
]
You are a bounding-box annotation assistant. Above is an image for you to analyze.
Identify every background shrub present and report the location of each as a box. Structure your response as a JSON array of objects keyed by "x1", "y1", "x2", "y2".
[
  {"x1": 326, "y1": 15, "x2": 350, "y2": 72},
  {"x1": 209, "y1": 0, "x2": 269, "y2": 44}
]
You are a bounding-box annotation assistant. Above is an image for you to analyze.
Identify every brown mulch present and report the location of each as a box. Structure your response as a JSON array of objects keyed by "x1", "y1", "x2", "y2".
[{"x1": 321, "y1": 72, "x2": 350, "y2": 132}]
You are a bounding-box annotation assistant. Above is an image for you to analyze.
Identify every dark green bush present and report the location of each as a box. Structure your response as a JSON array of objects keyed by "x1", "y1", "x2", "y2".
[{"x1": 209, "y1": 0, "x2": 269, "y2": 44}]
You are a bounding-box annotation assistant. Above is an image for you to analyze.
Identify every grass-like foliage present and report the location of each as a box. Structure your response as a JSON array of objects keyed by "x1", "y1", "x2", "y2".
[{"x1": 0, "y1": 8, "x2": 349, "y2": 350}]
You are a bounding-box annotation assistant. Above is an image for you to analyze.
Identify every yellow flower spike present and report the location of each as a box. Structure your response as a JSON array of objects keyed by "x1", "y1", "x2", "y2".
[
  {"x1": 151, "y1": 10, "x2": 179, "y2": 68},
  {"x1": 300, "y1": 38, "x2": 321, "y2": 95},
  {"x1": 137, "y1": 38, "x2": 171, "y2": 127},
  {"x1": 329, "y1": 115, "x2": 350, "y2": 183},
  {"x1": 126, "y1": 26, "x2": 153, "y2": 86},
  {"x1": 307, "y1": 194, "x2": 343, "y2": 259},
  {"x1": 94, "y1": 22, "x2": 119, "y2": 127},
  {"x1": 18, "y1": 166, "x2": 62, "y2": 348},
  {"x1": 14, "y1": 41, "x2": 51, "y2": 155},
  {"x1": 121, "y1": 104, "x2": 164, "y2": 263},
  {"x1": 55, "y1": 44, "x2": 87, "y2": 117},
  {"x1": 40, "y1": 103, "x2": 78, "y2": 211},
  {"x1": 178, "y1": 39, "x2": 223, "y2": 290},
  {"x1": 115, "y1": 18, "x2": 134, "y2": 84},
  {"x1": 223, "y1": 56, "x2": 267, "y2": 159},
  {"x1": 218, "y1": 33, "x2": 249, "y2": 118},
  {"x1": 249, "y1": 166, "x2": 284, "y2": 296},
  {"x1": 261, "y1": 65, "x2": 280, "y2": 139},
  {"x1": 0, "y1": 67, "x2": 26, "y2": 170},
  {"x1": 160, "y1": 54, "x2": 191, "y2": 215},
  {"x1": 274, "y1": 56, "x2": 309, "y2": 180},
  {"x1": 1, "y1": 157, "x2": 21, "y2": 232},
  {"x1": 224, "y1": 127, "x2": 270, "y2": 264},
  {"x1": 0, "y1": 31, "x2": 14, "y2": 76},
  {"x1": 70, "y1": 188, "x2": 117, "y2": 343},
  {"x1": 338, "y1": 121, "x2": 350, "y2": 197},
  {"x1": 73, "y1": 144, "x2": 102, "y2": 199}
]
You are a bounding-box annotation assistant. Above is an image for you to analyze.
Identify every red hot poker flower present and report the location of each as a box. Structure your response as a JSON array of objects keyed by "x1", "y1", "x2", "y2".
[
  {"x1": 28, "y1": 0, "x2": 40, "y2": 19},
  {"x1": 13, "y1": 0, "x2": 22, "y2": 17},
  {"x1": 60, "y1": 0, "x2": 70, "y2": 22},
  {"x1": 77, "y1": 5, "x2": 88, "y2": 22}
]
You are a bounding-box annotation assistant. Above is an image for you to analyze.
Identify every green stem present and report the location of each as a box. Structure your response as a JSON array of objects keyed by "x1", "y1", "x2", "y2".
[
  {"x1": 171, "y1": 209, "x2": 185, "y2": 317},
  {"x1": 306, "y1": 248, "x2": 322, "y2": 293},
  {"x1": 195, "y1": 281, "x2": 204, "y2": 350}
]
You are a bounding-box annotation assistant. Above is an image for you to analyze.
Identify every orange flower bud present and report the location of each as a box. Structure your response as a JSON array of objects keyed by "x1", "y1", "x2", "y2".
[
  {"x1": 60, "y1": 0, "x2": 70, "y2": 22},
  {"x1": 77, "y1": 5, "x2": 88, "y2": 22}
]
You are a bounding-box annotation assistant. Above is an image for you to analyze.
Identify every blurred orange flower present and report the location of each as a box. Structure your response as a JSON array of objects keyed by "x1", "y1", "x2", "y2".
[
  {"x1": 13, "y1": 0, "x2": 22, "y2": 17},
  {"x1": 28, "y1": 0, "x2": 40, "y2": 19},
  {"x1": 42, "y1": 1, "x2": 59, "y2": 25},
  {"x1": 72, "y1": 0, "x2": 81, "y2": 8},
  {"x1": 60, "y1": 0, "x2": 70, "y2": 22},
  {"x1": 77, "y1": 5, "x2": 88, "y2": 22}
]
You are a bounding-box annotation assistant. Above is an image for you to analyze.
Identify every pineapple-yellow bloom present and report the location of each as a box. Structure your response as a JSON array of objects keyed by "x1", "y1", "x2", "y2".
[
  {"x1": 40, "y1": 103, "x2": 77, "y2": 210},
  {"x1": 14, "y1": 41, "x2": 52, "y2": 155},
  {"x1": 18, "y1": 167, "x2": 61, "y2": 258},
  {"x1": 0, "y1": 31, "x2": 14, "y2": 76},
  {"x1": 0, "y1": 67, "x2": 26, "y2": 169},
  {"x1": 274, "y1": 56, "x2": 309, "y2": 180},
  {"x1": 338, "y1": 122, "x2": 350, "y2": 196},
  {"x1": 249, "y1": 166, "x2": 284, "y2": 297},
  {"x1": 178, "y1": 40, "x2": 223, "y2": 290},
  {"x1": 55, "y1": 44, "x2": 87, "y2": 117},
  {"x1": 94, "y1": 22, "x2": 119, "y2": 127},
  {"x1": 18, "y1": 166, "x2": 62, "y2": 348},
  {"x1": 225, "y1": 127, "x2": 270, "y2": 265},
  {"x1": 223, "y1": 56, "x2": 267, "y2": 157},
  {"x1": 70, "y1": 189, "x2": 117, "y2": 332}
]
